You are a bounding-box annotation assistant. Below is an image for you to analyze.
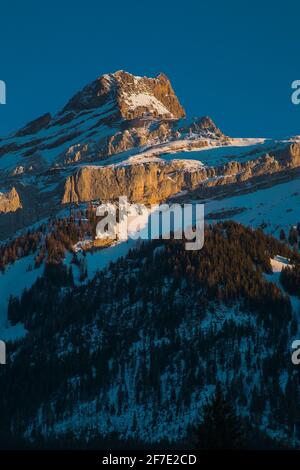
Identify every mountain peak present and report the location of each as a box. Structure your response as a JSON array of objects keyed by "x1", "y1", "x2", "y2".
[{"x1": 62, "y1": 70, "x2": 186, "y2": 120}]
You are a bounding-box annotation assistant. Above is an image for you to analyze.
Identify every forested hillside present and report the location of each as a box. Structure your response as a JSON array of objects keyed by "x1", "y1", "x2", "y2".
[{"x1": 1, "y1": 222, "x2": 300, "y2": 448}]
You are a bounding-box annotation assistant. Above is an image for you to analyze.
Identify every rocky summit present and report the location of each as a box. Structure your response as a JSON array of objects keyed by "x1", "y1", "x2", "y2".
[{"x1": 62, "y1": 70, "x2": 186, "y2": 119}]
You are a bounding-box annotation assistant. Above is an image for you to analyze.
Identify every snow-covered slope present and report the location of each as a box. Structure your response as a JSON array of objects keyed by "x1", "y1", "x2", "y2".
[
  {"x1": 1, "y1": 223, "x2": 299, "y2": 447},
  {"x1": 205, "y1": 173, "x2": 300, "y2": 237}
]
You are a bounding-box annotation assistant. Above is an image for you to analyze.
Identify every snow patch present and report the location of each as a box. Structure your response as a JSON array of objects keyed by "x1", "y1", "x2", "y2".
[
  {"x1": 125, "y1": 93, "x2": 172, "y2": 116},
  {"x1": 270, "y1": 255, "x2": 291, "y2": 273}
]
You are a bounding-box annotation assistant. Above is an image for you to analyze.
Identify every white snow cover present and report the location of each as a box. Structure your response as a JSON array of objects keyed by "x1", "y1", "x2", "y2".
[
  {"x1": 0, "y1": 254, "x2": 43, "y2": 341},
  {"x1": 228, "y1": 137, "x2": 266, "y2": 146},
  {"x1": 73, "y1": 238, "x2": 93, "y2": 252},
  {"x1": 97, "y1": 137, "x2": 277, "y2": 171},
  {"x1": 125, "y1": 93, "x2": 172, "y2": 116},
  {"x1": 205, "y1": 174, "x2": 300, "y2": 238}
]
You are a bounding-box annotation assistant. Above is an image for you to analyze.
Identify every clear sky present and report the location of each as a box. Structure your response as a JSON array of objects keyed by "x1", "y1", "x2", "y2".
[{"x1": 0, "y1": 0, "x2": 299, "y2": 138}]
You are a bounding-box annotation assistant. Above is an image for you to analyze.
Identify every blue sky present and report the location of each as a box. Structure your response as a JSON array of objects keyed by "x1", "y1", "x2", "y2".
[{"x1": 0, "y1": 0, "x2": 299, "y2": 138}]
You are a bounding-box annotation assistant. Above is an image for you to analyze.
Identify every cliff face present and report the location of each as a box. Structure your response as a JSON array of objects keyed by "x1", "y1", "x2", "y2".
[
  {"x1": 62, "y1": 162, "x2": 186, "y2": 204},
  {"x1": 273, "y1": 142, "x2": 300, "y2": 166},
  {"x1": 0, "y1": 187, "x2": 22, "y2": 213},
  {"x1": 62, "y1": 144, "x2": 299, "y2": 205}
]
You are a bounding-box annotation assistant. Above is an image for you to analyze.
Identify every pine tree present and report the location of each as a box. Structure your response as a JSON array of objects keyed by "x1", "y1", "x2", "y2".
[{"x1": 196, "y1": 383, "x2": 245, "y2": 449}]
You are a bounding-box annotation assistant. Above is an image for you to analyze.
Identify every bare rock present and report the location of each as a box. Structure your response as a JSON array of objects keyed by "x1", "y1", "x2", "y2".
[
  {"x1": 62, "y1": 70, "x2": 186, "y2": 120},
  {"x1": 0, "y1": 187, "x2": 22, "y2": 213}
]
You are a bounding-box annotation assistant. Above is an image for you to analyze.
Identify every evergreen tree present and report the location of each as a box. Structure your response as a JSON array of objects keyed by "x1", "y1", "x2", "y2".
[{"x1": 196, "y1": 383, "x2": 244, "y2": 449}]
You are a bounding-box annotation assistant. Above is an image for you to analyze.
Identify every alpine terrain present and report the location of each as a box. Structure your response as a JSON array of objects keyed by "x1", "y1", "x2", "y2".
[{"x1": 1, "y1": 71, "x2": 300, "y2": 449}]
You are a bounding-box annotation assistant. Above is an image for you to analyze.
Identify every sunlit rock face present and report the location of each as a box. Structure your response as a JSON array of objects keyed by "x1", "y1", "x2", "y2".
[{"x1": 0, "y1": 187, "x2": 22, "y2": 213}]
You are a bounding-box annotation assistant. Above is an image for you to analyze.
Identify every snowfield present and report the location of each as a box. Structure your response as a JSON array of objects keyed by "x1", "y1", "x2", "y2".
[
  {"x1": 79, "y1": 136, "x2": 285, "y2": 172},
  {"x1": 205, "y1": 175, "x2": 300, "y2": 237},
  {"x1": 124, "y1": 93, "x2": 173, "y2": 116}
]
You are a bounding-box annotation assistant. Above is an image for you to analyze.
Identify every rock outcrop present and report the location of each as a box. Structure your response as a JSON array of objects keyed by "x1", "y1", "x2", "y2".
[
  {"x1": 62, "y1": 162, "x2": 189, "y2": 204},
  {"x1": 0, "y1": 187, "x2": 22, "y2": 213},
  {"x1": 62, "y1": 145, "x2": 295, "y2": 205},
  {"x1": 272, "y1": 142, "x2": 300, "y2": 167}
]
